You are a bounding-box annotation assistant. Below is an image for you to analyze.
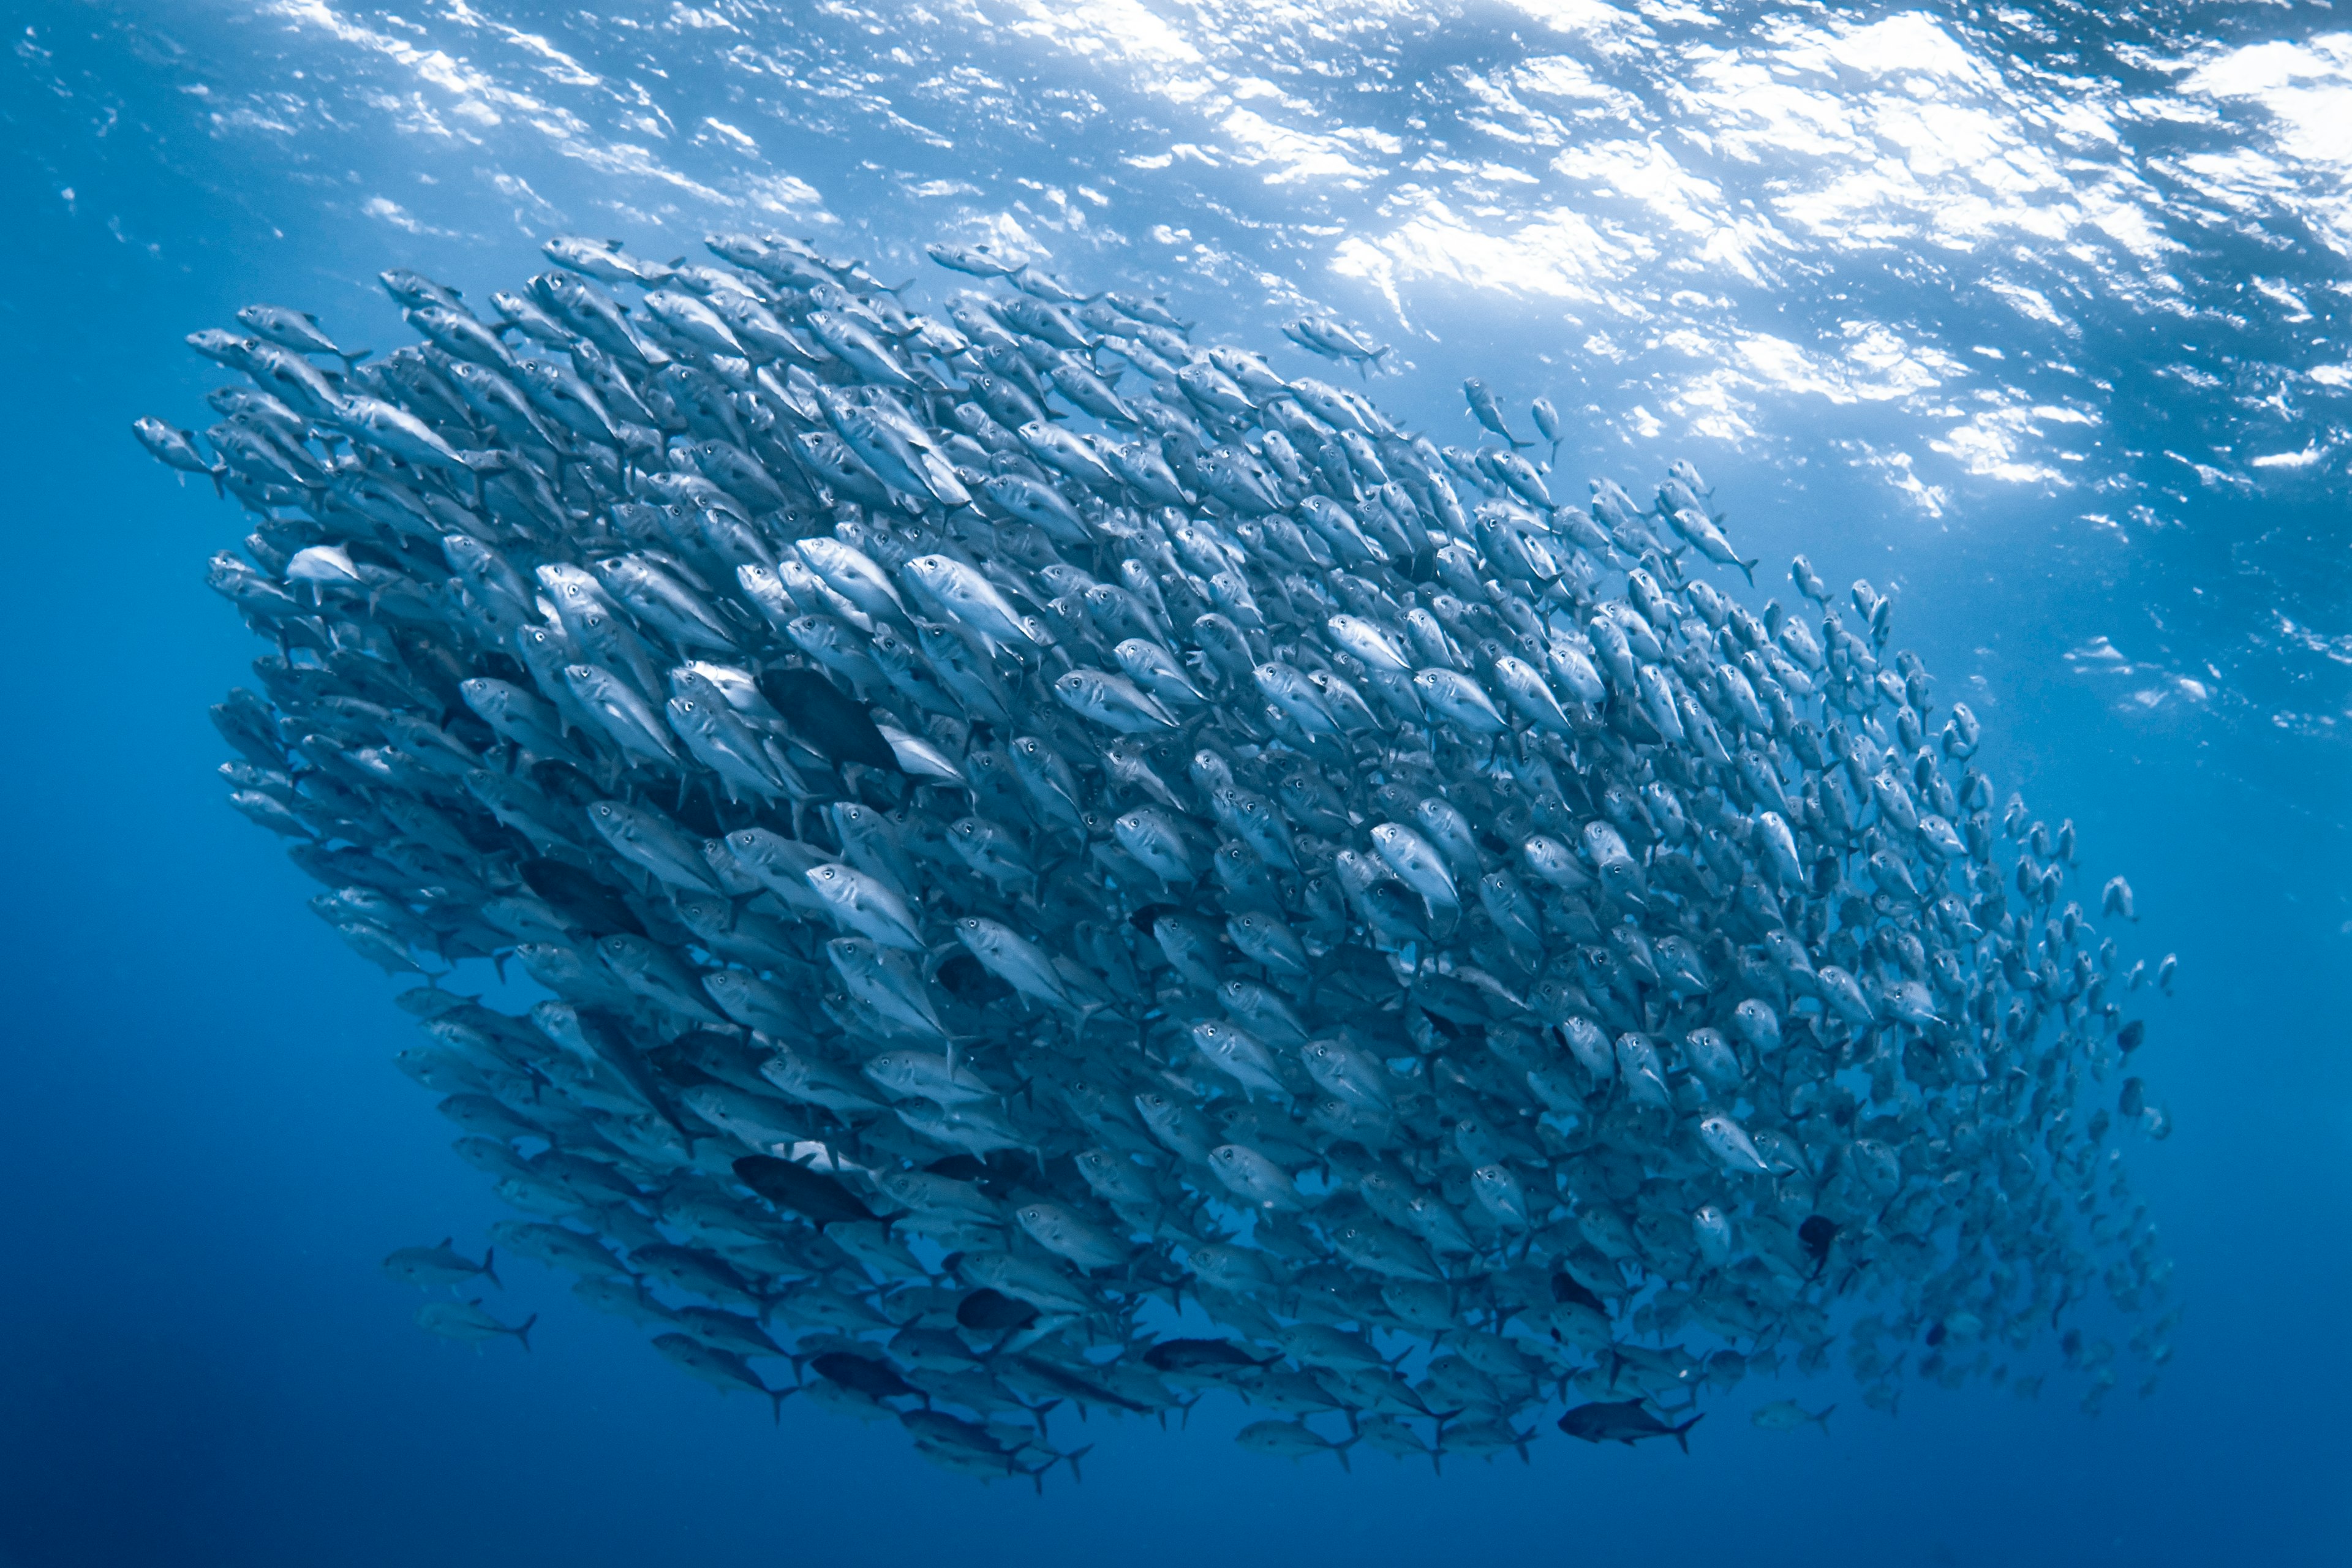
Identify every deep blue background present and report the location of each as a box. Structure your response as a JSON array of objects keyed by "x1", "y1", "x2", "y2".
[{"x1": 2, "y1": 2, "x2": 2347, "y2": 1563}]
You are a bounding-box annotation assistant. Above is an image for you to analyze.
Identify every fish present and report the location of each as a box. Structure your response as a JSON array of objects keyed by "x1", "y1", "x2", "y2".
[
  {"x1": 927, "y1": 241, "x2": 1029, "y2": 278},
  {"x1": 656, "y1": 1334, "x2": 793, "y2": 1421},
  {"x1": 1751, "y1": 1399, "x2": 1836, "y2": 1434},
  {"x1": 732, "y1": 1155, "x2": 877, "y2": 1227},
  {"x1": 1557, "y1": 1400, "x2": 1702, "y2": 1452},
  {"x1": 157, "y1": 235, "x2": 2174, "y2": 1479},
  {"x1": 416, "y1": 1300, "x2": 535, "y2": 1350},
  {"x1": 1235, "y1": 1419, "x2": 1356, "y2": 1469},
  {"x1": 1462, "y1": 377, "x2": 1527, "y2": 448},
  {"x1": 382, "y1": 1238, "x2": 499, "y2": 1289}
]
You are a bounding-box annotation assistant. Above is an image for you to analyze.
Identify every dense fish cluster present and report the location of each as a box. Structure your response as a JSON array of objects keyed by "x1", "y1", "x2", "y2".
[{"x1": 143, "y1": 229, "x2": 2179, "y2": 1483}]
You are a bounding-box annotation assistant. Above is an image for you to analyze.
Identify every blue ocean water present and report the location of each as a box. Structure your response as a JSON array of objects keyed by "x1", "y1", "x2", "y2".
[{"x1": 2, "y1": 0, "x2": 2348, "y2": 1561}]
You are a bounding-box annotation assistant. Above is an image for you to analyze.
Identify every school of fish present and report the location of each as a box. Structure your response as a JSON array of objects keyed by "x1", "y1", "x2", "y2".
[{"x1": 140, "y1": 229, "x2": 2180, "y2": 1485}]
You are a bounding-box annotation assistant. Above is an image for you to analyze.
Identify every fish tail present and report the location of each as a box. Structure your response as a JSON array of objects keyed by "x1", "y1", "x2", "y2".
[
  {"x1": 514, "y1": 1313, "x2": 538, "y2": 1352},
  {"x1": 1672, "y1": 1412, "x2": 1703, "y2": 1453},
  {"x1": 481, "y1": 1248, "x2": 500, "y2": 1291}
]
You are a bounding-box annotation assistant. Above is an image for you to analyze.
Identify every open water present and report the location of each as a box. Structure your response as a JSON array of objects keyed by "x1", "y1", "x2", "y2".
[{"x1": 1, "y1": 1, "x2": 2348, "y2": 1563}]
